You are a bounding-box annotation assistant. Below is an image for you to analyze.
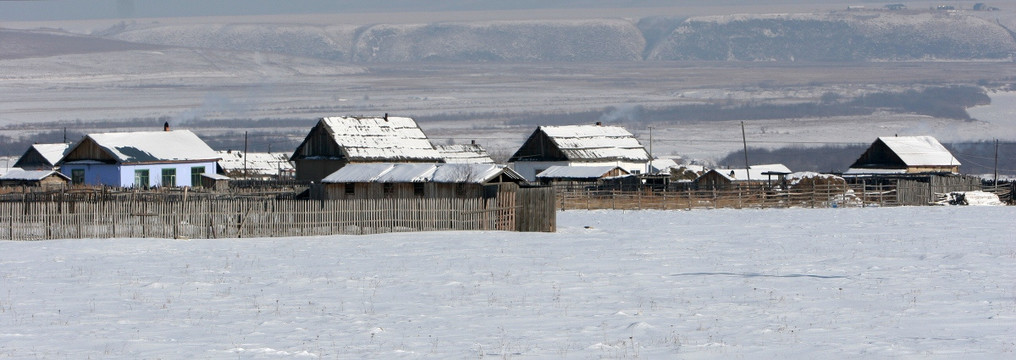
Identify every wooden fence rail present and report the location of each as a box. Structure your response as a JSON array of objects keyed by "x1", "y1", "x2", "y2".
[{"x1": 1, "y1": 191, "x2": 554, "y2": 241}]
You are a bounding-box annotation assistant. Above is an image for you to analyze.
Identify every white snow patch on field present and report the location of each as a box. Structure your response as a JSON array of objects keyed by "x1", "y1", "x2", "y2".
[{"x1": 1, "y1": 207, "x2": 1014, "y2": 358}]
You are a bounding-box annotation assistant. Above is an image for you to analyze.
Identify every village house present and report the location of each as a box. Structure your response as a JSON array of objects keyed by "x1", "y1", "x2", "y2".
[
  {"x1": 535, "y1": 165, "x2": 630, "y2": 189},
  {"x1": 216, "y1": 150, "x2": 294, "y2": 180},
  {"x1": 12, "y1": 143, "x2": 70, "y2": 170},
  {"x1": 290, "y1": 115, "x2": 445, "y2": 182},
  {"x1": 318, "y1": 163, "x2": 525, "y2": 200},
  {"x1": 695, "y1": 164, "x2": 792, "y2": 188},
  {"x1": 0, "y1": 168, "x2": 70, "y2": 189},
  {"x1": 56, "y1": 127, "x2": 220, "y2": 188},
  {"x1": 508, "y1": 123, "x2": 651, "y2": 181},
  {"x1": 435, "y1": 142, "x2": 495, "y2": 164},
  {"x1": 845, "y1": 136, "x2": 960, "y2": 174}
]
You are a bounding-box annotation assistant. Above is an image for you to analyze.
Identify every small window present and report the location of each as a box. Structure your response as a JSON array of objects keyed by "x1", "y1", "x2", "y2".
[
  {"x1": 382, "y1": 183, "x2": 394, "y2": 198},
  {"x1": 71, "y1": 169, "x2": 85, "y2": 185},
  {"x1": 344, "y1": 183, "x2": 355, "y2": 195},
  {"x1": 134, "y1": 169, "x2": 150, "y2": 188},
  {"x1": 190, "y1": 166, "x2": 205, "y2": 187},
  {"x1": 413, "y1": 182, "x2": 425, "y2": 197},
  {"x1": 161, "y1": 168, "x2": 176, "y2": 187}
]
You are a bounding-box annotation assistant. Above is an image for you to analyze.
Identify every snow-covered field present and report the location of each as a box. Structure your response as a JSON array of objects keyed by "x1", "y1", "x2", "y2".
[{"x1": 2, "y1": 207, "x2": 1013, "y2": 359}]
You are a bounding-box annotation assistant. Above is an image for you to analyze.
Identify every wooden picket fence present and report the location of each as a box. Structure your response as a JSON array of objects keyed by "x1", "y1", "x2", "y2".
[
  {"x1": 557, "y1": 183, "x2": 900, "y2": 210},
  {"x1": 0, "y1": 190, "x2": 554, "y2": 241}
]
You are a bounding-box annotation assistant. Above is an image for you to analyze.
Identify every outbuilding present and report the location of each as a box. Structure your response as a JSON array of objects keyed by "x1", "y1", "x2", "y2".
[
  {"x1": 318, "y1": 163, "x2": 526, "y2": 200},
  {"x1": 508, "y1": 123, "x2": 650, "y2": 181}
]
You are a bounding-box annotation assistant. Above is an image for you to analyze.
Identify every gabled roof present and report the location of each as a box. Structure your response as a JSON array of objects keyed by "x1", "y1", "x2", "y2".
[
  {"x1": 216, "y1": 151, "x2": 294, "y2": 174},
  {"x1": 321, "y1": 163, "x2": 524, "y2": 184},
  {"x1": 436, "y1": 144, "x2": 495, "y2": 164},
  {"x1": 0, "y1": 168, "x2": 70, "y2": 181},
  {"x1": 877, "y1": 136, "x2": 959, "y2": 166},
  {"x1": 510, "y1": 124, "x2": 650, "y2": 162},
  {"x1": 648, "y1": 158, "x2": 679, "y2": 174},
  {"x1": 536, "y1": 165, "x2": 628, "y2": 180},
  {"x1": 849, "y1": 136, "x2": 959, "y2": 170},
  {"x1": 293, "y1": 116, "x2": 444, "y2": 162},
  {"x1": 59, "y1": 130, "x2": 219, "y2": 164},
  {"x1": 19, "y1": 143, "x2": 71, "y2": 166}
]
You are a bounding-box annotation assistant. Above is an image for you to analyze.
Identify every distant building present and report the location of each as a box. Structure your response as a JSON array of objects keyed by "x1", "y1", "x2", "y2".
[
  {"x1": 845, "y1": 136, "x2": 960, "y2": 174},
  {"x1": 57, "y1": 129, "x2": 220, "y2": 188},
  {"x1": 290, "y1": 115, "x2": 445, "y2": 182},
  {"x1": 12, "y1": 143, "x2": 71, "y2": 170},
  {"x1": 508, "y1": 124, "x2": 650, "y2": 181},
  {"x1": 695, "y1": 164, "x2": 792, "y2": 188},
  {"x1": 318, "y1": 163, "x2": 525, "y2": 200},
  {"x1": 216, "y1": 150, "x2": 294, "y2": 179},
  {"x1": 436, "y1": 142, "x2": 495, "y2": 164},
  {"x1": 535, "y1": 165, "x2": 630, "y2": 189}
]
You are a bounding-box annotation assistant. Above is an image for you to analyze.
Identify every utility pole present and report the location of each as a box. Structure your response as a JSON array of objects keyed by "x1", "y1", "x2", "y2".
[
  {"x1": 243, "y1": 131, "x2": 249, "y2": 178},
  {"x1": 741, "y1": 121, "x2": 750, "y2": 170},
  {"x1": 647, "y1": 126, "x2": 654, "y2": 174},
  {"x1": 994, "y1": 139, "x2": 999, "y2": 188}
]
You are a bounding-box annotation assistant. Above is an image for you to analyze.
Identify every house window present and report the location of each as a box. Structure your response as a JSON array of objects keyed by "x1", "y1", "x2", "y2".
[
  {"x1": 134, "y1": 169, "x2": 150, "y2": 188},
  {"x1": 71, "y1": 169, "x2": 85, "y2": 185},
  {"x1": 344, "y1": 183, "x2": 355, "y2": 195},
  {"x1": 382, "y1": 183, "x2": 394, "y2": 198},
  {"x1": 190, "y1": 166, "x2": 205, "y2": 187},
  {"x1": 161, "y1": 168, "x2": 176, "y2": 187},
  {"x1": 413, "y1": 182, "x2": 425, "y2": 197}
]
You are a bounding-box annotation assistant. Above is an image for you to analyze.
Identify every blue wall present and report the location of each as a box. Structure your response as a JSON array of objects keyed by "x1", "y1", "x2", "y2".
[{"x1": 61, "y1": 161, "x2": 217, "y2": 187}]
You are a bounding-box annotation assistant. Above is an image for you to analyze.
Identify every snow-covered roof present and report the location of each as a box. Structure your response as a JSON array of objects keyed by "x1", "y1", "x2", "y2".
[
  {"x1": 536, "y1": 165, "x2": 626, "y2": 179},
  {"x1": 705, "y1": 164, "x2": 792, "y2": 182},
  {"x1": 31, "y1": 143, "x2": 71, "y2": 165},
  {"x1": 216, "y1": 151, "x2": 294, "y2": 174},
  {"x1": 842, "y1": 168, "x2": 908, "y2": 175},
  {"x1": 201, "y1": 173, "x2": 232, "y2": 180},
  {"x1": 0, "y1": 168, "x2": 70, "y2": 181},
  {"x1": 878, "y1": 136, "x2": 959, "y2": 167},
  {"x1": 540, "y1": 125, "x2": 650, "y2": 162},
  {"x1": 63, "y1": 130, "x2": 219, "y2": 164},
  {"x1": 317, "y1": 116, "x2": 444, "y2": 162},
  {"x1": 322, "y1": 163, "x2": 523, "y2": 184},
  {"x1": 648, "y1": 158, "x2": 678, "y2": 173},
  {"x1": 436, "y1": 144, "x2": 495, "y2": 164}
]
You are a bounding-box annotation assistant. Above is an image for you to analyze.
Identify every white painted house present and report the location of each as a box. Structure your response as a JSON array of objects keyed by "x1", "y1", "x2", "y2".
[
  {"x1": 508, "y1": 124, "x2": 651, "y2": 181},
  {"x1": 57, "y1": 130, "x2": 220, "y2": 188}
]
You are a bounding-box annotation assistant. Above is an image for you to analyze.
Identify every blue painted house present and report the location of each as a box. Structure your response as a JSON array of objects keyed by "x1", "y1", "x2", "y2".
[{"x1": 57, "y1": 129, "x2": 220, "y2": 188}]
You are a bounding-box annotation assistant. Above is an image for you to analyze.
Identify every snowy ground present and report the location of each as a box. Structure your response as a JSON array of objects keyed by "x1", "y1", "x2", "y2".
[{"x1": 2, "y1": 207, "x2": 1014, "y2": 359}]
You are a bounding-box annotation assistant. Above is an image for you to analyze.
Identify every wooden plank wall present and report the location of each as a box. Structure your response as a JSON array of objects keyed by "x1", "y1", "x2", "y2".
[{"x1": 0, "y1": 192, "x2": 557, "y2": 241}]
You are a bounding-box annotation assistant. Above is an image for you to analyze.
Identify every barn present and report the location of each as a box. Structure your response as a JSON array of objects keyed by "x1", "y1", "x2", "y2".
[
  {"x1": 846, "y1": 136, "x2": 960, "y2": 174},
  {"x1": 56, "y1": 129, "x2": 220, "y2": 188},
  {"x1": 318, "y1": 163, "x2": 526, "y2": 200},
  {"x1": 508, "y1": 124, "x2": 651, "y2": 181},
  {"x1": 290, "y1": 115, "x2": 445, "y2": 182},
  {"x1": 12, "y1": 143, "x2": 70, "y2": 170}
]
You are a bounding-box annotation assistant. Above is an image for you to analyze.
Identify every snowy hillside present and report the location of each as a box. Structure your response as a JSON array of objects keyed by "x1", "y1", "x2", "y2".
[
  {"x1": 95, "y1": 12, "x2": 1016, "y2": 63},
  {"x1": 649, "y1": 12, "x2": 1016, "y2": 61},
  {"x1": 1, "y1": 207, "x2": 1013, "y2": 358}
]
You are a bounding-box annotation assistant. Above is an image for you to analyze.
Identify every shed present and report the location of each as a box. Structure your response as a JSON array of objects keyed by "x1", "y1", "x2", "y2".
[
  {"x1": 200, "y1": 173, "x2": 232, "y2": 191},
  {"x1": 846, "y1": 136, "x2": 960, "y2": 174},
  {"x1": 290, "y1": 115, "x2": 444, "y2": 182},
  {"x1": 695, "y1": 164, "x2": 792, "y2": 188},
  {"x1": 319, "y1": 163, "x2": 526, "y2": 200},
  {"x1": 57, "y1": 129, "x2": 220, "y2": 188},
  {"x1": 12, "y1": 143, "x2": 71, "y2": 170},
  {"x1": 535, "y1": 165, "x2": 630, "y2": 189},
  {"x1": 0, "y1": 168, "x2": 71, "y2": 189},
  {"x1": 508, "y1": 124, "x2": 650, "y2": 181}
]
